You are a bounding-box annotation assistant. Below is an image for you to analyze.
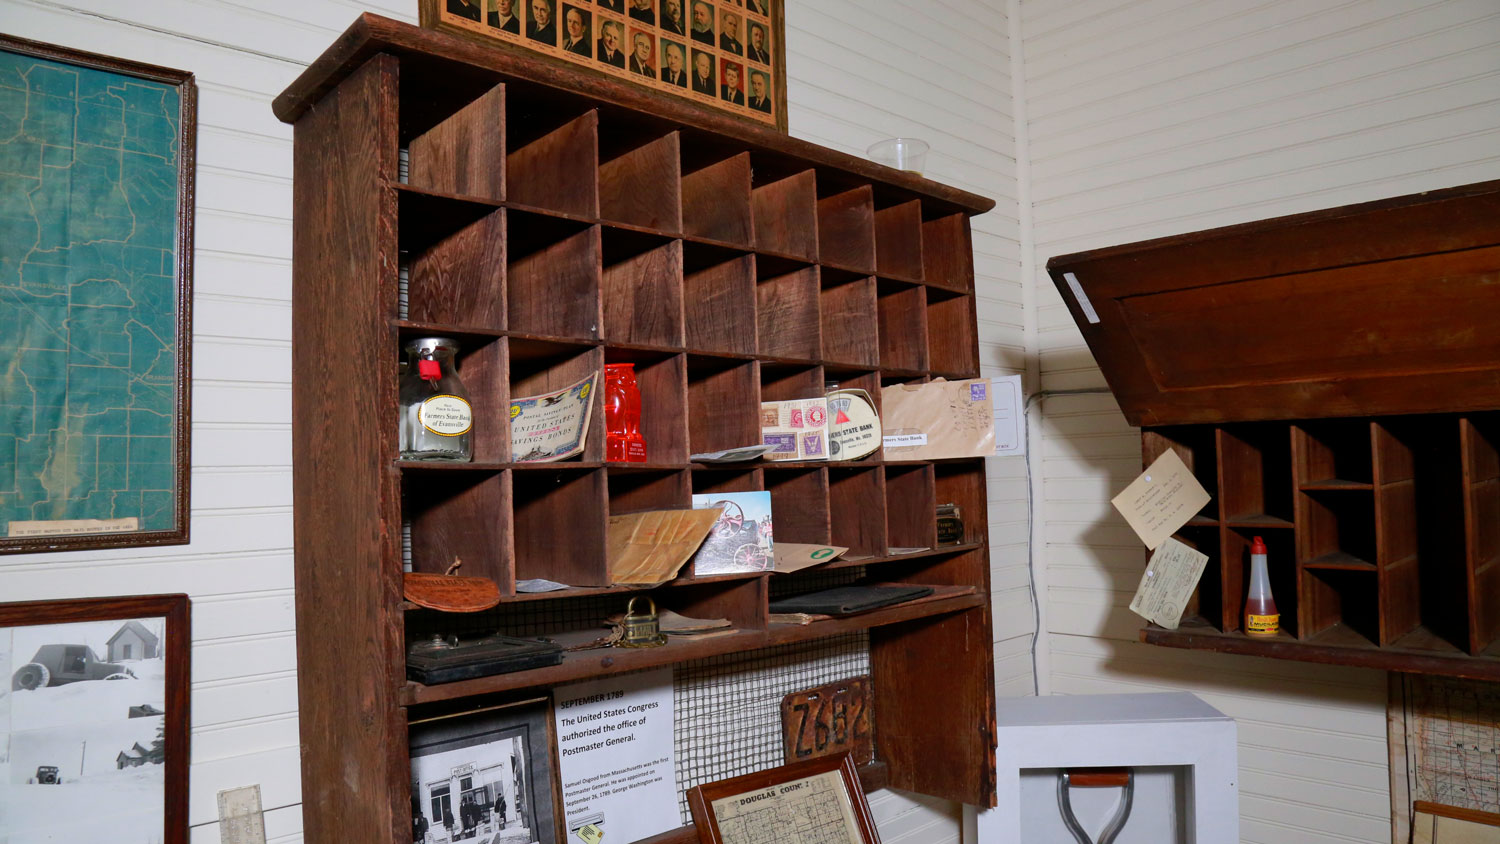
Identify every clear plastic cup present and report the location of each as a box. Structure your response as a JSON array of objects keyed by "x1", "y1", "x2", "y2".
[{"x1": 866, "y1": 137, "x2": 929, "y2": 175}]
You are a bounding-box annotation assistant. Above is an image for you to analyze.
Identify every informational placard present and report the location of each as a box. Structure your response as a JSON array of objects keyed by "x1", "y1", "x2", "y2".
[
  {"x1": 554, "y1": 668, "x2": 678, "y2": 843},
  {"x1": 1110, "y1": 449, "x2": 1212, "y2": 550}
]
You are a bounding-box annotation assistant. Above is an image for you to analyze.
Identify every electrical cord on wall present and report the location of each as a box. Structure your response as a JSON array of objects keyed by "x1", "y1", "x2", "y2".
[{"x1": 1020, "y1": 386, "x2": 1112, "y2": 696}]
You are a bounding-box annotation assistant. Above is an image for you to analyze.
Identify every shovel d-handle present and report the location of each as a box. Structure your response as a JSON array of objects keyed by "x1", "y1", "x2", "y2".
[{"x1": 1057, "y1": 767, "x2": 1135, "y2": 844}]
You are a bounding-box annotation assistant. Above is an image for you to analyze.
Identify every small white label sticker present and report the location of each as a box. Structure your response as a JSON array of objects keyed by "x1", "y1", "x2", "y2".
[
  {"x1": 883, "y1": 433, "x2": 928, "y2": 448},
  {"x1": 1064, "y1": 272, "x2": 1101, "y2": 324},
  {"x1": 419, "y1": 395, "x2": 473, "y2": 436}
]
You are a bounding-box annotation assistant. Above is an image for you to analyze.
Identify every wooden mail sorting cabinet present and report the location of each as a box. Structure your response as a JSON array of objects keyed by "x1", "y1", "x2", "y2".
[
  {"x1": 277, "y1": 15, "x2": 998, "y2": 844},
  {"x1": 1050, "y1": 179, "x2": 1500, "y2": 681}
]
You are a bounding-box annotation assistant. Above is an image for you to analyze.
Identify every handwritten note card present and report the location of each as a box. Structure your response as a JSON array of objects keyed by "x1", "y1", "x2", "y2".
[
  {"x1": 1110, "y1": 449, "x2": 1211, "y2": 550},
  {"x1": 1128, "y1": 537, "x2": 1210, "y2": 630}
]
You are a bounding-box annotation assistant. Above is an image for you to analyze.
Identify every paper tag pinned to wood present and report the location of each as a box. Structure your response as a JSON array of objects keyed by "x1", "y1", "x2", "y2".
[
  {"x1": 1110, "y1": 449, "x2": 1211, "y2": 549},
  {"x1": 1128, "y1": 537, "x2": 1209, "y2": 630}
]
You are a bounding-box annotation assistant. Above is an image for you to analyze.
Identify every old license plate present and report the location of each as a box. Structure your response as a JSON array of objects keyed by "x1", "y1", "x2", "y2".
[{"x1": 780, "y1": 676, "x2": 873, "y2": 765}]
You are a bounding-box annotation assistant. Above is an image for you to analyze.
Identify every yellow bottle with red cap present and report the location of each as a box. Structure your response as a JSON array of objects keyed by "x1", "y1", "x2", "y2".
[{"x1": 1244, "y1": 535, "x2": 1279, "y2": 635}]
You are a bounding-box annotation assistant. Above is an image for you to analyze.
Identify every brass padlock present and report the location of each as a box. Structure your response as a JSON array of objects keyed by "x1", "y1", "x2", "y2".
[{"x1": 617, "y1": 596, "x2": 667, "y2": 648}]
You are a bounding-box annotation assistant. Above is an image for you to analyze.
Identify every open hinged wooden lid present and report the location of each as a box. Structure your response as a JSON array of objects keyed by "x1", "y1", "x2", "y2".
[{"x1": 1047, "y1": 179, "x2": 1500, "y2": 427}]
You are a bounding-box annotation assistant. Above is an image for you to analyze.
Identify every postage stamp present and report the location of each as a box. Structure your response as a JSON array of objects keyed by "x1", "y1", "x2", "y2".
[{"x1": 765, "y1": 433, "x2": 797, "y2": 453}]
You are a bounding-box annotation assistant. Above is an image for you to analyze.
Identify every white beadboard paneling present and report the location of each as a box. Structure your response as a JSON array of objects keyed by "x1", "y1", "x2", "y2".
[
  {"x1": 192, "y1": 468, "x2": 293, "y2": 511},
  {"x1": 193, "y1": 674, "x2": 300, "y2": 730},
  {"x1": 192, "y1": 592, "x2": 297, "y2": 639},
  {"x1": 194, "y1": 384, "x2": 293, "y2": 426},
  {"x1": 193, "y1": 251, "x2": 293, "y2": 302},
  {"x1": 188, "y1": 745, "x2": 304, "y2": 826},
  {"x1": 193, "y1": 715, "x2": 300, "y2": 765},
  {"x1": 191, "y1": 804, "x2": 305, "y2": 844},
  {"x1": 194, "y1": 338, "x2": 293, "y2": 382},
  {"x1": 867, "y1": 788, "x2": 963, "y2": 844},
  {"x1": 1025, "y1": 0, "x2": 1500, "y2": 840}
]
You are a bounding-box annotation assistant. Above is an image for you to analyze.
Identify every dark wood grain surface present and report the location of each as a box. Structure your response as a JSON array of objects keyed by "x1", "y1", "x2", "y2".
[
  {"x1": 1147, "y1": 412, "x2": 1500, "y2": 675},
  {"x1": 290, "y1": 54, "x2": 410, "y2": 844},
  {"x1": 284, "y1": 24, "x2": 998, "y2": 843},
  {"x1": 1050, "y1": 179, "x2": 1500, "y2": 427},
  {"x1": 272, "y1": 16, "x2": 992, "y2": 215}
]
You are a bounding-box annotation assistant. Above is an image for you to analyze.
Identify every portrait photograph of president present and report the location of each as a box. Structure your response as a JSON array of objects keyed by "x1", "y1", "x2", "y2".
[
  {"x1": 487, "y1": 0, "x2": 520, "y2": 32},
  {"x1": 596, "y1": 19, "x2": 626, "y2": 67},
  {"x1": 720, "y1": 59, "x2": 745, "y2": 106},
  {"x1": 561, "y1": 4, "x2": 592, "y2": 56},
  {"x1": 660, "y1": 0, "x2": 686, "y2": 35},
  {"x1": 448, "y1": 0, "x2": 483, "y2": 21},
  {"x1": 719, "y1": 10, "x2": 742, "y2": 55},
  {"x1": 527, "y1": 0, "x2": 557, "y2": 43},
  {"x1": 746, "y1": 21, "x2": 769, "y2": 64},
  {"x1": 690, "y1": 1, "x2": 714, "y2": 45},
  {"x1": 660, "y1": 40, "x2": 688, "y2": 87},
  {"x1": 691, "y1": 48, "x2": 716, "y2": 95},
  {"x1": 628, "y1": 30, "x2": 657, "y2": 78},
  {"x1": 748, "y1": 69, "x2": 772, "y2": 114}
]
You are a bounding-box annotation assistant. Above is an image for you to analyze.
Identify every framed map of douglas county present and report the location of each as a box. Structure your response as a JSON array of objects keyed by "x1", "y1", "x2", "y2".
[{"x1": 0, "y1": 35, "x2": 195, "y2": 554}]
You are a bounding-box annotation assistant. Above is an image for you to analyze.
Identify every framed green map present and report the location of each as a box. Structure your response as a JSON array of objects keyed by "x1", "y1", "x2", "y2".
[{"x1": 0, "y1": 35, "x2": 195, "y2": 554}]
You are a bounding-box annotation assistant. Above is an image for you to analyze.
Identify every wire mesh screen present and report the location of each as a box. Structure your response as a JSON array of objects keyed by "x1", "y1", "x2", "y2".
[
  {"x1": 767, "y1": 566, "x2": 867, "y2": 598},
  {"x1": 671, "y1": 632, "x2": 871, "y2": 822},
  {"x1": 406, "y1": 592, "x2": 625, "y2": 643}
]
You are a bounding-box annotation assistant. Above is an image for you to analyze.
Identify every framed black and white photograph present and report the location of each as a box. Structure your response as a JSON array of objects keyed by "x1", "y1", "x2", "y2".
[
  {"x1": 0, "y1": 594, "x2": 191, "y2": 844},
  {"x1": 410, "y1": 698, "x2": 559, "y2": 844}
]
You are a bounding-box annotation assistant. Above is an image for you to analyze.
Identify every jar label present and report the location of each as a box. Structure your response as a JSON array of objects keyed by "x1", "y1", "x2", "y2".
[
  {"x1": 419, "y1": 395, "x2": 473, "y2": 436},
  {"x1": 1246, "y1": 613, "x2": 1280, "y2": 634}
]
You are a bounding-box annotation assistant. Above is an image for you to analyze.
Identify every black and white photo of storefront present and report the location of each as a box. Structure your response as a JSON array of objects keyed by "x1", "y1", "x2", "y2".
[{"x1": 409, "y1": 700, "x2": 557, "y2": 844}]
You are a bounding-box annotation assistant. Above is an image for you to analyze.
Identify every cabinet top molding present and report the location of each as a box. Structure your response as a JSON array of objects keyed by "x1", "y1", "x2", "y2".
[
  {"x1": 273, "y1": 13, "x2": 994, "y2": 217},
  {"x1": 1049, "y1": 178, "x2": 1500, "y2": 427}
]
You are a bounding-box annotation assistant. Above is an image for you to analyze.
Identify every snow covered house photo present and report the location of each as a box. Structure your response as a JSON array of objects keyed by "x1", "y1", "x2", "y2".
[
  {"x1": 107, "y1": 621, "x2": 161, "y2": 663},
  {"x1": 2, "y1": 616, "x2": 171, "y2": 844}
]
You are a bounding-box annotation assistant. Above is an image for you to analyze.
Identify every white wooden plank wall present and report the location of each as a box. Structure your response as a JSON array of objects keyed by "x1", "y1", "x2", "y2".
[
  {"x1": 0, "y1": 1, "x2": 1021, "y2": 842},
  {"x1": 1020, "y1": 1, "x2": 1500, "y2": 842}
]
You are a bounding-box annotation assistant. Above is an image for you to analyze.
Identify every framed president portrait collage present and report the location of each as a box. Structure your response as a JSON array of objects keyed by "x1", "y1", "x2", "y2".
[{"x1": 421, "y1": 0, "x2": 786, "y2": 130}]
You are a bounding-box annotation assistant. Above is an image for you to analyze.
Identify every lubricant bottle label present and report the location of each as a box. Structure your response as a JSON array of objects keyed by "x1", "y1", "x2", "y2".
[{"x1": 1246, "y1": 613, "x2": 1280, "y2": 635}]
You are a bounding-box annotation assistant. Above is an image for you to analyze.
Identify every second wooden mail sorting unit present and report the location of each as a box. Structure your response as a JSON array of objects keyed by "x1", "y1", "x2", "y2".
[
  {"x1": 1049, "y1": 179, "x2": 1500, "y2": 681},
  {"x1": 275, "y1": 14, "x2": 999, "y2": 844}
]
